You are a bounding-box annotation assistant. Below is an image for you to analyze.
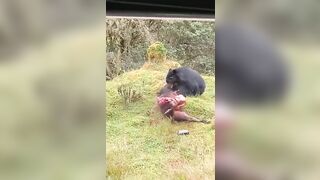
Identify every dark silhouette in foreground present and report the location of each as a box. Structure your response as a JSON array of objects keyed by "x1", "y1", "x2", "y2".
[{"x1": 216, "y1": 23, "x2": 290, "y2": 180}]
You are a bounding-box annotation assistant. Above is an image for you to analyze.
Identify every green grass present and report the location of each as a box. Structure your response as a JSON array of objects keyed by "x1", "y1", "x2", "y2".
[{"x1": 106, "y1": 67, "x2": 215, "y2": 179}]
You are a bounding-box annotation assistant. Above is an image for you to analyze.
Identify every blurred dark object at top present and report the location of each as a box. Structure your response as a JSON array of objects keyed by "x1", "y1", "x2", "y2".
[
  {"x1": 216, "y1": 23, "x2": 289, "y2": 105},
  {"x1": 106, "y1": 0, "x2": 215, "y2": 19}
]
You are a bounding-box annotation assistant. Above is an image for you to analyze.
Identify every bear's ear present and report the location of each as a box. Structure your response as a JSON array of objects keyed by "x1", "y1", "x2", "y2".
[
  {"x1": 172, "y1": 69, "x2": 177, "y2": 74},
  {"x1": 168, "y1": 68, "x2": 172, "y2": 72}
]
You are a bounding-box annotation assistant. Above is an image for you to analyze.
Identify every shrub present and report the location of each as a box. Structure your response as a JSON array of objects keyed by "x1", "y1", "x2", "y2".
[
  {"x1": 147, "y1": 42, "x2": 167, "y2": 63},
  {"x1": 117, "y1": 83, "x2": 143, "y2": 106}
]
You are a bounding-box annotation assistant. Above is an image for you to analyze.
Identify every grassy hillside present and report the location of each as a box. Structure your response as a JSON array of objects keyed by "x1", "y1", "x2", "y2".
[{"x1": 106, "y1": 62, "x2": 215, "y2": 179}]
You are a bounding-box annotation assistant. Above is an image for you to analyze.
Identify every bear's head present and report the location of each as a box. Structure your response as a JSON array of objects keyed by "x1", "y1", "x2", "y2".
[{"x1": 166, "y1": 68, "x2": 179, "y2": 84}]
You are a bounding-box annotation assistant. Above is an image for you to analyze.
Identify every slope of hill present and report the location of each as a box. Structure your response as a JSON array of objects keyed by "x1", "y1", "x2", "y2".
[{"x1": 106, "y1": 61, "x2": 215, "y2": 179}]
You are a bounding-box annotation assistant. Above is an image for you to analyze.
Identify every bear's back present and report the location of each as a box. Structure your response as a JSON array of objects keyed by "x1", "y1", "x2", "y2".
[{"x1": 176, "y1": 67, "x2": 206, "y2": 95}]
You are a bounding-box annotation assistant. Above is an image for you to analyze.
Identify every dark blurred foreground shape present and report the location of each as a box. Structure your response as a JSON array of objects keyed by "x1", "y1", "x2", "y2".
[
  {"x1": 216, "y1": 0, "x2": 320, "y2": 179},
  {"x1": 215, "y1": 23, "x2": 290, "y2": 180},
  {"x1": 216, "y1": 23, "x2": 289, "y2": 105}
]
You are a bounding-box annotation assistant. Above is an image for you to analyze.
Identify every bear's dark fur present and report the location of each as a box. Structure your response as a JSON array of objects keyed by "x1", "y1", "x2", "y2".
[{"x1": 165, "y1": 67, "x2": 206, "y2": 96}]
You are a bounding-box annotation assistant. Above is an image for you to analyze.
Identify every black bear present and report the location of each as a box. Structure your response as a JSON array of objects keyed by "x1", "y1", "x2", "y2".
[{"x1": 165, "y1": 67, "x2": 206, "y2": 96}]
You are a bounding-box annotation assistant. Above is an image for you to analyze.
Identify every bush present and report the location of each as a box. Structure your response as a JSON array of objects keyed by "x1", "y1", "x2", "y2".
[
  {"x1": 147, "y1": 42, "x2": 167, "y2": 63},
  {"x1": 117, "y1": 83, "x2": 143, "y2": 106}
]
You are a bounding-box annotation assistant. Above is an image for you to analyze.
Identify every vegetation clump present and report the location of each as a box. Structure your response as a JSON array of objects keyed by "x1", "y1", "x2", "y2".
[
  {"x1": 143, "y1": 42, "x2": 180, "y2": 71},
  {"x1": 117, "y1": 83, "x2": 143, "y2": 106},
  {"x1": 147, "y1": 42, "x2": 167, "y2": 63}
]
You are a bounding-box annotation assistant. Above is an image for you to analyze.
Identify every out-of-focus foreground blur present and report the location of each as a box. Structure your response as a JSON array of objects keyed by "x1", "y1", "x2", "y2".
[
  {"x1": 217, "y1": 0, "x2": 320, "y2": 179},
  {"x1": 0, "y1": 1, "x2": 105, "y2": 180}
]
